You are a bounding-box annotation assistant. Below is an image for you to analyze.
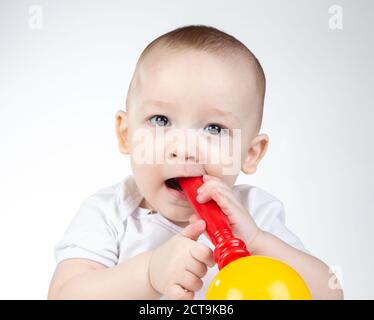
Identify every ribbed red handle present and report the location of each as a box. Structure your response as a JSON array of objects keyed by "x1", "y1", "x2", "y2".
[{"x1": 178, "y1": 176, "x2": 250, "y2": 269}]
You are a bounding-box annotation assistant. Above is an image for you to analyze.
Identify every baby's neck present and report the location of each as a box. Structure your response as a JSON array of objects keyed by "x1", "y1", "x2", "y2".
[
  {"x1": 139, "y1": 197, "x2": 189, "y2": 228},
  {"x1": 139, "y1": 197, "x2": 156, "y2": 212}
]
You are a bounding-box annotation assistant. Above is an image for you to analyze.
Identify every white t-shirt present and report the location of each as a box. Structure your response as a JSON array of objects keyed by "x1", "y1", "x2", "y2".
[{"x1": 54, "y1": 174, "x2": 308, "y2": 300}]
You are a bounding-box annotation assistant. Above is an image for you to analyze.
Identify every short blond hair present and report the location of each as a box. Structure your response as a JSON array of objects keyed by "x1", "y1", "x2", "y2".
[{"x1": 127, "y1": 25, "x2": 266, "y2": 131}]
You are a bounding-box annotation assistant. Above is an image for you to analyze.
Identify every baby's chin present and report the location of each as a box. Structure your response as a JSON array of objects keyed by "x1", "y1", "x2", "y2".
[
  {"x1": 161, "y1": 207, "x2": 193, "y2": 228},
  {"x1": 169, "y1": 219, "x2": 190, "y2": 228}
]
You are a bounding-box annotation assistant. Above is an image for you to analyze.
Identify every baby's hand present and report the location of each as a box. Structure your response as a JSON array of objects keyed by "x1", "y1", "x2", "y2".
[
  {"x1": 149, "y1": 219, "x2": 215, "y2": 300},
  {"x1": 193, "y1": 174, "x2": 262, "y2": 253}
]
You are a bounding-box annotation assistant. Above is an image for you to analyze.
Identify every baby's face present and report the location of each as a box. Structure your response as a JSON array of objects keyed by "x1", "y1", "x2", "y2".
[{"x1": 118, "y1": 48, "x2": 265, "y2": 227}]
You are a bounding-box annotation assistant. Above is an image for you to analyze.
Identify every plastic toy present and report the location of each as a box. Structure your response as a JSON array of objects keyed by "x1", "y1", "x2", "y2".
[{"x1": 177, "y1": 176, "x2": 312, "y2": 300}]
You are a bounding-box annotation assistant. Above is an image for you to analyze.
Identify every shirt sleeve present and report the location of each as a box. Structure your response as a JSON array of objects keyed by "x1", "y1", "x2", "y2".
[
  {"x1": 255, "y1": 200, "x2": 310, "y2": 254},
  {"x1": 54, "y1": 194, "x2": 121, "y2": 267}
]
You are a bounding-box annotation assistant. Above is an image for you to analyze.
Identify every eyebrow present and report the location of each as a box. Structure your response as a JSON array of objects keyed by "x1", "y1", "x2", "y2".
[
  {"x1": 142, "y1": 99, "x2": 241, "y2": 127},
  {"x1": 142, "y1": 99, "x2": 177, "y2": 108}
]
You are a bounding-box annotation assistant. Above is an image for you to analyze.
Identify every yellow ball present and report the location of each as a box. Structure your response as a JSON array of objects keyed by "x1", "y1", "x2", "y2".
[{"x1": 206, "y1": 256, "x2": 312, "y2": 300}]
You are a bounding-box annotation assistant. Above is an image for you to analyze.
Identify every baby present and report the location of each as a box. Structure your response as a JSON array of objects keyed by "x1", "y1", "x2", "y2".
[{"x1": 48, "y1": 25, "x2": 343, "y2": 300}]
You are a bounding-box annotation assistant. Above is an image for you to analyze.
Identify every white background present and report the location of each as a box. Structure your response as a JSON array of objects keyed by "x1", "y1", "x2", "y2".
[{"x1": 0, "y1": 0, "x2": 373, "y2": 299}]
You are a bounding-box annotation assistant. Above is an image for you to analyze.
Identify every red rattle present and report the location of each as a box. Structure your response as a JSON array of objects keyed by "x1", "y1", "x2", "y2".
[{"x1": 178, "y1": 176, "x2": 311, "y2": 300}]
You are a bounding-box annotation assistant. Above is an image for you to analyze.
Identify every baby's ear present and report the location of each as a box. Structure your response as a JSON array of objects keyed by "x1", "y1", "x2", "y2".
[
  {"x1": 241, "y1": 134, "x2": 269, "y2": 174},
  {"x1": 115, "y1": 110, "x2": 130, "y2": 155}
]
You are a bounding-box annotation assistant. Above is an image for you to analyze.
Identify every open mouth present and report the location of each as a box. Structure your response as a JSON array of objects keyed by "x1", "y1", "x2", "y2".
[{"x1": 165, "y1": 177, "x2": 183, "y2": 192}]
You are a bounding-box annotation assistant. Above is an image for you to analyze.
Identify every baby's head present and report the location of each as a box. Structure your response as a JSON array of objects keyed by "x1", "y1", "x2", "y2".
[{"x1": 116, "y1": 25, "x2": 269, "y2": 227}]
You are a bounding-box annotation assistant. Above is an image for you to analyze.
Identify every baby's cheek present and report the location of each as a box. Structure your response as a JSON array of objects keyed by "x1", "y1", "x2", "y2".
[{"x1": 203, "y1": 142, "x2": 241, "y2": 176}]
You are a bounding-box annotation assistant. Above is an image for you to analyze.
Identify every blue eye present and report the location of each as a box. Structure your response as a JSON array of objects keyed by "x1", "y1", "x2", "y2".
[
  {"x1": 149, "y1": 115, "x2": 170, "y2": 127},
  {"x1": 204, "y1": 123, "x2": 226, "y2": 136}
]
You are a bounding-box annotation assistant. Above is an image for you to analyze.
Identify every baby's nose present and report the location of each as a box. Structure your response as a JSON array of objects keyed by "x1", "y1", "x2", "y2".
[
  {"x1": 167, "y1": 147, "x2": 198, "y2": 163},
  {"x1": 170, "y1": 151, "x2": 195, "y2": 162},
  {"x1": 166, "y1": 140, "x2": 198, "y2": 164},
  {"x1": 163, "y1": 128, "x2": 202, "y2": 164}
]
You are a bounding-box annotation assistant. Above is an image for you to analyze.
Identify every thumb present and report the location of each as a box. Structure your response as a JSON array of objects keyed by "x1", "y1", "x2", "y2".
[
  {"x1": 188, "y1": 213, "x2": 199, "y2": 224},
  {"x1": 180, "y1": 219, "x2": 206, "y2": 241}
]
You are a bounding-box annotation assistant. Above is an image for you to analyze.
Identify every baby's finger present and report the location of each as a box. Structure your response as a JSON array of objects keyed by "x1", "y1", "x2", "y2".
[
  {"x1": 197, "y1": 179, "x2": 231, "y2": 196},
  {"x1": 179, "y1": 270, "x2": 204, "y2": 292},
  {"x1": 209, "y1": 189, "x2": 236, "y2": 214},
  {"x1": 197, "y1": 185, "x2": 243, "y2": 218},
  {"x1": 185, "y1": 256, "x2": 208, "y2": 278},
  {"x1": 165, "y1": 284, "x2": 194, "y2": 300},
  {"x1": 196, "y1": 185, "x2": 231, "y2": 204},
  {"x1": 188, "y1": 215, "x2": 210, "y2": 239},
  {"x1": 197, "y1": 180, "x2": 237, "y2": 203},
  {"x1": 180, "y1": 219, "x2": 206, "y2": 241},
  {"x1": 190, "y1": 243, "x2": 215, "y2": 267},
  {"x1": 188, "y1": 213, "x2": 199, "y2": 224}
]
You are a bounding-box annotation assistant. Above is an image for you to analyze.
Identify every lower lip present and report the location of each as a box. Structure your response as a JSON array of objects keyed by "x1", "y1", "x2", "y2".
[{"x1": 165, "y1": 184, "x2": 188, "y2": 201}]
